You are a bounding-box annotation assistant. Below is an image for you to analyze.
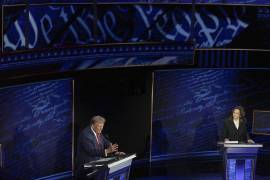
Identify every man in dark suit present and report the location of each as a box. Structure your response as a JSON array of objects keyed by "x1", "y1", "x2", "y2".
[
  {"x1": 223, "y1": 106, "x2": 254, "y2": 143},
  {"x1": 76, "y1": 115, "x2": 119, "y2": 179}
]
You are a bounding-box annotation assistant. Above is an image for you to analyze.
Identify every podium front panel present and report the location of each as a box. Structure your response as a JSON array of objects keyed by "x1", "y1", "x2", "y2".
[
  {"x1": 223, "y1": 144, "x2": 262, "y2": 180},
  {"x1": 108, "y1": 155, "x2": 135, "y2": 174}
]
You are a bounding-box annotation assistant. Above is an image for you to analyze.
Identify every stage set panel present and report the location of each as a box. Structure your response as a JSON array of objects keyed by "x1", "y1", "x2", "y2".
[
  {"x1": 0, "y1": 79, "x2": 73, "y2": 179},
  {"x1": 152, "y1": 69, "x2": 270, "y2": 178}
]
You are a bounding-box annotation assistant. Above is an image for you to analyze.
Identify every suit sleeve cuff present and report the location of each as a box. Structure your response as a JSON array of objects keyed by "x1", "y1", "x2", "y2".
[{"x1": 105, "y1": 149, "x2": 108, "y2": 157}]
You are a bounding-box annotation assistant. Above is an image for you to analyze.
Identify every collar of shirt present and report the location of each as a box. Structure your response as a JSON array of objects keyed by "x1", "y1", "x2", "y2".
[
  {"x1": 91, "y1": 126, "x2": 99, "y2": 142},
  {"x1": 233, "y1": 119, "x2": 240, "y2": 129}
]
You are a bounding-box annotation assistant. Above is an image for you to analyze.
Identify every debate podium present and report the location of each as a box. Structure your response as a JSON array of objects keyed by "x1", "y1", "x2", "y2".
[
  {"x1": 84, "y1": 154, "x2": 136, "y2": 180},
  {"x1": 221, "y1": 143, "x2": 263, "y2": 180}
]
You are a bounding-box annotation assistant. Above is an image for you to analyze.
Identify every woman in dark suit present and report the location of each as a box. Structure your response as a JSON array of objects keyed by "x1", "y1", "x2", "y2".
[{"x1": 223, "y1": 106, "x2": 254, "y2": 143}]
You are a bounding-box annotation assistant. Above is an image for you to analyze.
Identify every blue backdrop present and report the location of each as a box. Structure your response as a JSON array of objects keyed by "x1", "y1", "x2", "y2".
[
  {"x1": 1, "y1": 0, "x2": 270, "y2": 4},
  {"x1": 0, "y1": 79, "x2": 73, "y2": 179},
  {"x1": 2, "y1": 3, "x2": 270, "y2": 74},
  {"x1": 152, "y1": 69, "x2": 270, "y2": 158}
]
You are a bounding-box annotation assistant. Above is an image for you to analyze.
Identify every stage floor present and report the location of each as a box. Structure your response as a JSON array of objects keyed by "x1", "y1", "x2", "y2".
[{"x1": 132, "y1": 174, "x2": 270, "y2": 180}]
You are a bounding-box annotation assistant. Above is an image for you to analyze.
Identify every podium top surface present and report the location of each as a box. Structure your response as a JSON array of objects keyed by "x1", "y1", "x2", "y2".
[
  {"x1": 84, "y1": 154, "x2": 136, "y2": 168},
  {"x1": 217, "y1": 141, "x2": 263, "y2": 148},
  {"x1": 223, "y1": 143, "x2": 263, "y2": 148},
  {"x1": 108, "y1": 154, "x2": 136, "y2": 168}
]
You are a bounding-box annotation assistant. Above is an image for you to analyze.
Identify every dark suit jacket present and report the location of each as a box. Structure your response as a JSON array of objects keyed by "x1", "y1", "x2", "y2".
[
  {"x1": 76, "y1": 126, "x2": 111, "y2": 170},
  {"x1": 223, "y1": 118, "x2": 249, "y2": 142}
]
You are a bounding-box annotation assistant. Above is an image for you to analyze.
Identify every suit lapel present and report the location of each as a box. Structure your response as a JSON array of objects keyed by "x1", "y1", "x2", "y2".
[
  {"x1": 90, "y1": 129, "x2": 104, "y2": 149},
  {"x1": 88, "y1": 128, "x2": 100, "y2": 147},
  {"x1": 238, "y1": 120, "x2": 244, "y2": 132},
  {"x1": 230, "y1": 120, "x2": 238, "y2": 131}
]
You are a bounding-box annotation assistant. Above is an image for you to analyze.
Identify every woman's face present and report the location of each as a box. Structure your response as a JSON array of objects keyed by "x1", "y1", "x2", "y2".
[{"x1": 233, "y1": 109, "x2": 241, "y2": 120}]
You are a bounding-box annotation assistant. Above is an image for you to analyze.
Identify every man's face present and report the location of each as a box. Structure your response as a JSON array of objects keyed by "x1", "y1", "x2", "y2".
[
  {"x1": 92, "y1": 122, "x2": 104, "y2": 134},
  {"x1": 233, "y1": 109, "x2": 240, "y2": 120}
]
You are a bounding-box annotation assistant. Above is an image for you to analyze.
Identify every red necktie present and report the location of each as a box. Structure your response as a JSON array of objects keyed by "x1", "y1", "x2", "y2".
[{"x1": 97, "y1": 134, "x2": 101, "y2": 145}]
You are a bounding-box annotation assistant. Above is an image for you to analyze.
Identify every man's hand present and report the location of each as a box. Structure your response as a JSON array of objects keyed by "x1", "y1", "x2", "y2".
[
  {"x1": 115, "y1": 151, "x2": 126, "y2": 156},
  {"x1": 106, "y1": 143, "x2": 118, "y2": 154},
  {"x1": 248, "y1": 139, "x2": 255, "y2": 144}
]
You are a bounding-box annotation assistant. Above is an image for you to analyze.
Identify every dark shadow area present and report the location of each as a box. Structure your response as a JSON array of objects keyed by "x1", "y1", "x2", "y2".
[
  {"x1": 191, "y1": 112, "x2": 218, "y2": 152},
  {"x1": 2, "y1": 128, "x2": 39, "y2": 179},
  {"x1": 228, "y1": 20, "x2": 270, "y2": 49},
  {"x1": 74, "y1": 68, "x2": 152, "y2": 163},
  {"x1": 152, "y1": 120, "x2": 169, "y2": 156}
]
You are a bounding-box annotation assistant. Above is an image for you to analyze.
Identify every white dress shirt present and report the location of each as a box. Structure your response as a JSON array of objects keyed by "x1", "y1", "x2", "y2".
[{"x1": 233, "y1": 119, "x2": 239, "y2": 130}]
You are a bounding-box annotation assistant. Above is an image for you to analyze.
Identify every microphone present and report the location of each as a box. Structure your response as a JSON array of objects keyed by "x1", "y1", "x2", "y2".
[{"x1": 86, "y1": 169, "x2": 98, "y2": 178}]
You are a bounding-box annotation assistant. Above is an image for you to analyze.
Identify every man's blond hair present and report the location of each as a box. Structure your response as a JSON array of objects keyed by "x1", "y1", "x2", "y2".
[{"x1": 90, "y1": 115, "x2": 106, "y2": 124}]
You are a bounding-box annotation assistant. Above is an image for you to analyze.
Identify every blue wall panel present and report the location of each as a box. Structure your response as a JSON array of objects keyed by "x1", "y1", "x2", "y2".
[
  {"x1": 152, "y1": 69, "x2": 270, "y2": 158},
  {"x1": 0, "y1": 79, "x2": 73, "y2": 179},
  {"x1": 1, "y1": 1, "x2": 270, "y2": 5}
]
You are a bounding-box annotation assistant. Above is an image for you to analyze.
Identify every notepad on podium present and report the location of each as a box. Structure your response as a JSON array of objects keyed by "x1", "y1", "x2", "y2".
[{"x1": 224, "y1": 140, "x2": 238, "y2": 144}]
